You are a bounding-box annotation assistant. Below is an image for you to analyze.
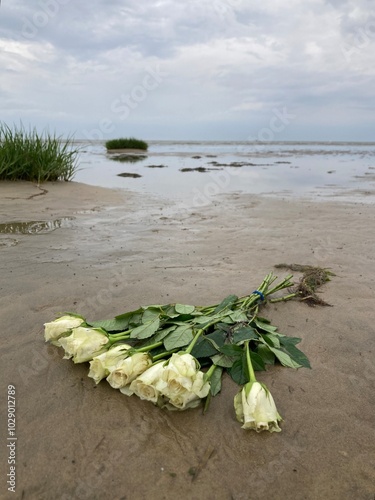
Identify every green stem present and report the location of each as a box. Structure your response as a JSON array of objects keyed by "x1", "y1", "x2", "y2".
[
  {"x1": 241, "y1": 273, "x2": 275, "y2": 309},
  {"x1": 204, "y1": 363, "x2": 217, "y2": 381},
  {"x1": 203, "y1": 392, "x2": 212, "y2": 414},
  {"x1": 152, "y1": 348, "x2": 180, "y2": 361},
  {"x1": 185, "y1": 328, "x2": 204, "y2": 354},
  {"x1": 245, "y1": 341, "x2": 257, "y2": 383},
  {"x1": 266, "y1": 274, "x2": 294, "y2": 296},
  {"x1": 108, "y1": 330, "x2": 132, "y2": 337},
  {"x1": 203, "y1": 365, "x2": 218, "y2": 414},
  {"x1": 270, "y1": 292, "x2": 298, "y2": 303},
  {"x1": 108, "y1": 333, "x2": 131, "y2": 345},
  {"x1": 248, "y1": 305, "x2": 259, "y2": 324},
  {"x1": 136, "y1": 341, "x2": 163, "y2": 353}
]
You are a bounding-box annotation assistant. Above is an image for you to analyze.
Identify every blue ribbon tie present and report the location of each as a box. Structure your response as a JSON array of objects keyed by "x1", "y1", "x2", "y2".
[{"x1": 252, "y1": 290, "x2": 265, "y2": 301}]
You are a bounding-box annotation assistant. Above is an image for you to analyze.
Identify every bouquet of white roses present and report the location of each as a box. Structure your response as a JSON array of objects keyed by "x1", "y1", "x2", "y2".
[{"x1": 44, "y1": 272, "x2": 311, "y2": 432}]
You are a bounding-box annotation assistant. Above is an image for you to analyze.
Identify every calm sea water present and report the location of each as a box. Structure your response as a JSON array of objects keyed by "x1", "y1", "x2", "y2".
[{"x1": 73, "y1": 140, "x2": 375, "y2": 204}]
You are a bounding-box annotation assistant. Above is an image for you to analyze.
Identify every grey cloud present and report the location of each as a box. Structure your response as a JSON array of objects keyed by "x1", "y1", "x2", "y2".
[
  {"x1": 1, "y1": 0, "x2": 374, "y2": 139},
  {"x1": 11, "y1": 1, "x2": 252, "y2": 58}
]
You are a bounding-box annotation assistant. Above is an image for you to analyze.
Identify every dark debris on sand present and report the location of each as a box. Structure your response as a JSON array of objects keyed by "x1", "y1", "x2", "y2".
[{"x1": 275, "y1": 263, "x2": 335, "y2": 306}]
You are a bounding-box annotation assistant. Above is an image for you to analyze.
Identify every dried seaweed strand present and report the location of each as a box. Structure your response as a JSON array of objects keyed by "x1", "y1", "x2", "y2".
[{"x1": 274, "y1": 263, "x2": 334, "y2": 306}]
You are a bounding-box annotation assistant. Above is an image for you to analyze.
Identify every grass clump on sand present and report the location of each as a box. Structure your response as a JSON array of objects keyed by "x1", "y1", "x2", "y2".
[
  {"x1": 0, "y1": 123, "x2": 79, "y2": 182},
  {"x1": 105, "y1": 137, "x2": 148, "y2": 151}
]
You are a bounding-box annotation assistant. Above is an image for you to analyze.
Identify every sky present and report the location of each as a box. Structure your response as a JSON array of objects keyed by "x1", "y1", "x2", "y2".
[{"x1": 0, "y1": 0, "x2": 375, "y2": 141}]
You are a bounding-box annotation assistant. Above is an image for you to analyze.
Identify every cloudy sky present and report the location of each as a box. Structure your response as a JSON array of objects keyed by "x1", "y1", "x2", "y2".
[{"x1": 1, "y1": 0, "x2": 374, "y2": 141}]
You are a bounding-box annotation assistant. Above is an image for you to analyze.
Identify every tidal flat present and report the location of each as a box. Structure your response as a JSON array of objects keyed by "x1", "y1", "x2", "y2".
[{"x1": 0, "y1": 178, "x2": 374, "y2": 499}]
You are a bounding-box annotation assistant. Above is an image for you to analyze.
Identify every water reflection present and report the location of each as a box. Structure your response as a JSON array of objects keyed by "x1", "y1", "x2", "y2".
[
  {"x1": 74, "y1": 141, "x2": 375, "y2": 203},
  {"x1": 0, "y1": 218, "x2": 75, "y2": 235},
  {"x1": 107, "y1": 154, "x2": 147, "y2": 163}
]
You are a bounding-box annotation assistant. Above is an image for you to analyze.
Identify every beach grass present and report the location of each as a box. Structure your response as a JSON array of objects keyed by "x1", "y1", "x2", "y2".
[
  {"x1": 105, "y1": 137, "x2": 148, "y2": 151},
  {"x1": 0, "y1": 123, "x2": 79, "y2": 182}
]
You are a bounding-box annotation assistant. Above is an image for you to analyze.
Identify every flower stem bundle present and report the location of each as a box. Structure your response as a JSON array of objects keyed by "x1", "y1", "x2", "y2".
[{"x1": 44, "y1": 272, "x2": 312, "y2": 432}]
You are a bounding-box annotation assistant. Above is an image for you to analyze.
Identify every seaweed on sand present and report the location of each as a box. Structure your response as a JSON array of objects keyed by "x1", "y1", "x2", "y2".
[{"x1": 274, "y1": 264, "x2": 335, "y2": 306}]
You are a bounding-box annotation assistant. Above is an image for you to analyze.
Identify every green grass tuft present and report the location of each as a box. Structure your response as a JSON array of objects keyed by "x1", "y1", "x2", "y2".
[
  {"x1": 0, "y1": 123, "x2": 79, "y2": 182},
  {"x1": 105, "y1": 137, "x2": 148, "y2": 151}
]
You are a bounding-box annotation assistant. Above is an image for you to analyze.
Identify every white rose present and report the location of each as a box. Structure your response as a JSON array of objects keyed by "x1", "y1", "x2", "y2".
[
  {"x1": 164, "y1": 374, "x2": 210, "y2": 410},
  {"x1": 157, "y1": 353, "x2": 210, "y2": 410},
  {"x1": 163, "y1": 397, "x2": 198, "y2": 410},
  {"x1": 192, "y1": 371, "x2": 210, "y2": 398},
  {"x1": 58, "y1": 327, "x2": 109, "y2": 363},
  {"x1": 107, "y1": 352, "x2": 152, "y2": 389},
  {"x1": 44, "y1": 315, "x2": 84, "y2": 344},
  {"x1": 124, "y1": 362, "x2": 165, "y2": 403},
  {"x1": 234, "y1": 381, "x2": 282, "y2": 432},
  {"x1": 88, "y1": 344, "x2": 132, "y2": 384},
  {"x1": 162, "y1": 386, "x2": 203, "y2": 411},
  {"x1": 166, "y1": 353, "x2": 199, "y2": 378}
]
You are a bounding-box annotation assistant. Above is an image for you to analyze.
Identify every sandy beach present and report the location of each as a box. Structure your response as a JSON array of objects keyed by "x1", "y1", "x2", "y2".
[{"x1": 0, "y1": 180, "x2": 374, "y2": 500}]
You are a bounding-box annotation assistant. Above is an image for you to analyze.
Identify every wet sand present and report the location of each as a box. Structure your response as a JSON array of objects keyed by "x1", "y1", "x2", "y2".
[{"x1": 0, "y1": 181, "x2": 374, "y2": 500}]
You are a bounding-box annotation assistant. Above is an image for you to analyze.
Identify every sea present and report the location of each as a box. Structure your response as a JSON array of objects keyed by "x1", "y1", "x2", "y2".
[{"x1": 73, "y1": 140, "x2": 375, "y2": 205}]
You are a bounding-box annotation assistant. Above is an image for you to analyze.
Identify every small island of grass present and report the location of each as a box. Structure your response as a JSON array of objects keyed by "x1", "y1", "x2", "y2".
[
  {"x1": 105, "y1": 137, "x2": 148, "y2": 151},
  {"x1": 0, "y1": 123, "x2": 79, "y2": 182}
]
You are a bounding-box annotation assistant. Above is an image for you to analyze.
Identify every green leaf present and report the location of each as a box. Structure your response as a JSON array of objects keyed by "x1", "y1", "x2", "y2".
[
  {"x1": 193, "y1": 312, "x2": 228, "y2": 325},
  {"x1": 233, "y1": 326, "x2": 258, "y2": 344},
  {"x1": 139, "y1": 325, "x2": 177, "y2": 346},
  {"x1": 192, "y1": 315, "x2": 213, "y2": 325},
  {"x1": 261, "y1": 333, "x2": 280, "y2": 348},
  {"x1": 209, "y1": 366, "x2": 223, "y2": 396},
  {"x1": 256, "y1": 316, "x2": 271, "y2": 324},
  {"x1": 250, "y1": 351, "x2": 266, "y2": 371},
  {"x1": 219, "y1": 344, "x2": 243, "y2": 357},
  {"x1": 220, "y1": 316, "x2": 235, "y2": 325},
  {"x1": 211, "y1": 353, "x2": 235, "y2": 368},
  {"x1": 256, "y1": 344, "x2": 275, "y2": 365},
  {"x1": 168, "y1": 320, "x2": 190, "y2": 326},
  {"x1": 268, "y1": 347, "x2": 302, "y2": 369},
  {"x1": 141, "y1": 308, "x2": 161, "y2": 324},
  {"x1": 215, "y1": 323, "x2": 231, "y2": 334},
  {"x1": 229, "y1": 357, "x2": 249, "y2": 385},
  {"x1": 130, "y1": 316, "x2": 160, "y2": 339},
  {"x1": 90, "y1": 309, "x2": 143, "y2": 332},
  {"x1": 115, "y1": 309, "x2": 143, "y2": 323},
  {"x1": 162, "y1": 305, "x2": 181, "y2": 318},
  {"x1": 206, "y1": 331, "x2": 226, "y2": 349},
  {"x1": 127, "y1": 312, "x2": 144, "y2": 327},
  {"x1": 191, "y1": 337, "x2": 217, "y2": 358},
  {"x1": 214, "y1": 294, "x2": 238, "y2": 313},
  {"x1": 154, "y1": 325, "x2": 177, "y2": 341},
  {"x1": 279, "y1": 337, "x2": 311, "y2": 369},
  {"x1": 190, "y1": 330, "x2": 225, "y2": 358},
  {"x1": 279, "y1": 336, "x2": 302, "y2": 346},
  {"x1": 254, "y1": 318, "x2": 278, "y2": 334},
  {"x1": 229, "y1": 310, "x2": 248, "y2": 322},
  {"x1": 163, "y1": 325, "x2": 194, "y2": 351},
  {"x1": 203, "y1": 391, "x2": 212, "y2": 414},
  {"x1": 88, "y1": 318, "x2": 121, "y2": 331},
  {"x1": 175, "y1": 303, "x2": 195, "y2": 314}
]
